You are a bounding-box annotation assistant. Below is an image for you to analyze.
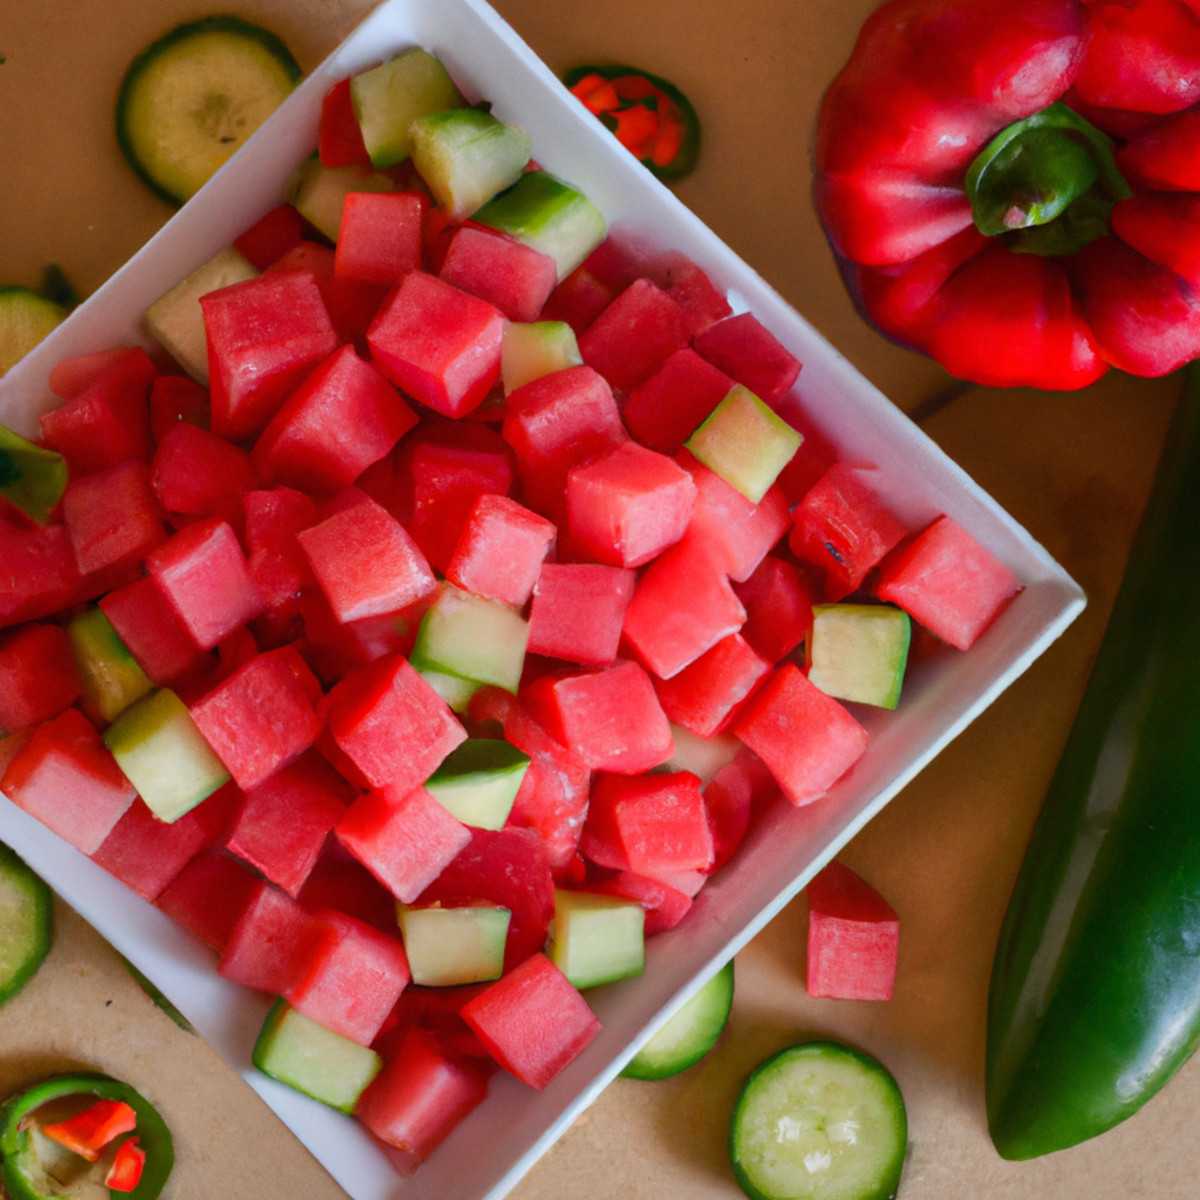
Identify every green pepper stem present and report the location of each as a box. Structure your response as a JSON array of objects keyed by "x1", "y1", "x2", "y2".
[{"x1": 966, "y1": 102, "x2": 1131, "y2": 255}]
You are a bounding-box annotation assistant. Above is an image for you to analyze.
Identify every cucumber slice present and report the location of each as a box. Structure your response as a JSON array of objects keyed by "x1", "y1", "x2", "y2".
[
  {"x1": 116, "y1": 16, "x2": 301, "y2": 205},
  {"x1": 729, "y1": 1041, "x2": 907, "y2": 1200},
  {"x1": 0, "y1": 287, "x2": 66, "y2": 376},
  {"x1": 0, "y1": 842, "x2": 53, "y2": 1006},
  {"x1": 622, "y1": 959, "x2": 734, "y2": 1079}
]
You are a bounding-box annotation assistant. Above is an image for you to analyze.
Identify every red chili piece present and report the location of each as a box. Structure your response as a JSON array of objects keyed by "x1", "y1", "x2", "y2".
[
  {"x1": 39, "y1": 1098, "x2": 138, "y2": 1162},
  {"x1": 105, "y1": 1137, "x2": 147, "y2": 1193},
  {"x1": 814, "y1": 0, "x2": 1200, "y2": 389}
]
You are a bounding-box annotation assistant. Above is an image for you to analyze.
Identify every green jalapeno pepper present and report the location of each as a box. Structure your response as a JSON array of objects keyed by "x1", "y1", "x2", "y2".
[{"x1": 0, "y1": 1073, "x2": 173, "y2": 1199}]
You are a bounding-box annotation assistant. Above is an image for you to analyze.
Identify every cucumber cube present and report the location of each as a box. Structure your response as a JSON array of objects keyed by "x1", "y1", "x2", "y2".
[
  {"x1": 398, "y1": 903, "x2": 511, "y2": 986},
  {"x1": 253, "y1": 999, "x2": 382, "y2": 1113},
  {"x1": 411, "y1": 583, "x2": 529, "y2": 694},
  {"x1": 416, "y1": 666, "x2": 480, "y2": 714},
  {"x1": 0, "y1": 424, "x2": 67, "y2": 525},
  {"x1": 102, "y1": 688, "x2": 230, "y2": 822},
  {"x1": 424, "y1": 737, "x2": 531, "y2": 830},
  {"x1": 285, "y1": 155, "x2": 394, "y2": 242},
  {"x1": 501, "y1": 320, "x2": 582, "y2": 394},
  {"x1": 684, "y1": 384, "x2": 803, "y2": 504},
  {"x1": 142, "y1": 245, "x2": 258, "y2": 384},
  {"x1": 68, "y1": 607, "x2": 154, "y2": 723},
  {"x1": 474, "y1": 170, "x2": 606, "y2": 281},
  {"x1": 350, "y1": 48, "x2": 467, "y2": 168},
  {"x1": 548, "y1": 889, "x2": 645, "y2": 989},
  {"x1": 806, "y1": 603, "x2": 912, "y2": 710},
  {"x1": 409, "y1": 108, "x2": 531, "y2": 220}
]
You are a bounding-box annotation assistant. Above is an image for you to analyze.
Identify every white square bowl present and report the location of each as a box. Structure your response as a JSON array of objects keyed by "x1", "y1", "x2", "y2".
[{"x1": 0, "y1": 1, "x2": 1085, "y2": 1197}]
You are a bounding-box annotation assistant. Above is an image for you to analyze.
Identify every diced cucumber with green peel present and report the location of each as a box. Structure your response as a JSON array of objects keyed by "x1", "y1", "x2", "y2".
[
  {"x1": 68, "y1": 608, "x2": 155, "y2": 724},
  {"x1": 398, "y1": 903, "x2": 511, "y2": 986},
  {"x1": 411, "y1": 583, "x2": 529, "y2": 694},
  {"x1": 685, "y1": 384, "x2": 803, "y2": 504},
  {"x1": 806, "y1": 604, "x2": 911, "y2": 710},
  {"x1": 0, "y1": 287, "x2": 66, "y2": 378},
  {"x1": 417, "y1": 666, "x2": 480, "y2": 714},
  {"x1": 409, "y1": 107, "x2": 531, "y2": 220},
  {"x1": 285, "y1": 155, "x2": 394, "y2": 242},
  {"x1": 501, "y1": 320, "x2": 582, "y2": 394},
  {"x1": 729, "y1": 1040, "x2": 908, "y2": 1200},
  {"x1": 547, "y1": 889, "x2": 645, "y2": 989},
  {"x1": 102, "y1": 688, "x2": 230, "y2": 823},
  {"x1": 0, "y1": 424, "x2": 67, "y2": 525},
  {"x1": 142, "y1": 245, "x2": 258, "y2": 383},
  {"x1": 623, "y1": 959, "x2": 735, "y2": 1079},
  {"x1": 473, "y1": 170, "x2": 606, "y2": 281},
  {"x1": 424, "y1": 738, "x2": 530, "y2": 830},
  {"x1": 349, "y1": 48, "x2": 467, "y2": 168},
  {"x1": 253, "y1": 999, "x2": 382, "y2": 1113}
]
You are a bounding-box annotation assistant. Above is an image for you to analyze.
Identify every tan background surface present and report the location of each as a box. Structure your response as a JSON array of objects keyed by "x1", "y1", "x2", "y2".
[{"x1": 0, "y1": 1, "x2": 1191, "y2": 1197}]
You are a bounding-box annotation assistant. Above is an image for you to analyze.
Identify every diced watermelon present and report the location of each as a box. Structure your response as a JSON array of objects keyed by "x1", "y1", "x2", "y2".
[
  {"x1": 265, "y1": 241, "x2": 389, "y2": 348},
  {"x1": 586, "y1": 870, "x2": 693, "y2": 935},
  {"x1": 367, "y1": 270, "x2": 505, "y2": 418},
  {"x1": 652, "y1": 631, "x2": 772, "y2": 738},
  {"x1": 61, "y1": 460, "x2": 167, "y2": 577},
  {"x1": 216, "y1": 879, "x2": 330, "y2": 993},
  {"x1": 221, "y1": 750, "x2": 354, "y2": 894},
  {"x1": 876, "y1": 514, "x2": 1022, "y2": 650},
  {"x1": 335, "y1": 191, "x2": 427, "y2": 285},
  {"x1": 335, "y1": 782, "x2": 472, "y2": 904},
  {"x1": 47, "y1": 345, "x2": 158, "y2": 406},
  {"x1": 438, "y1": 225, "x2": 560, "y2": 324},
  {"x1": 444, "y1": 492, "x2": 556, "y2": 608},
  {"x1": 318, "y1": 79, "x2": 370, "y2": 168},
  {"x1": 0, "y1": 706, "x2": 137, "y2": 855},
  {"x1": 622, "y1": 347, "x2": 735, "y2": 453},
  {"x1": 523, "y1": 660, "x2": 674, "y2": 775},
  {"x1": 284, "y1": 909, "x2": 411, "y2": 1045},
  {"x1": 253, "y1": 343, "x2": 418, "y2": 495},
  {"x1": 805, "y1": 859, "x2": 899, "y2": 1001},
  {"x1": 692, "y1": 310, "x2": 802, "y2": 404},
  {"x1": 0, "y1": 518, "x2": 82, "y2": 630},
  {"x1": 459, "y1": 952, "x2": 600, "y2": 1090},
  {"x1": 356, "y1": 1026, "x2": 492, "y2": 1175},
  {"x1": 734, "y1": 554, "x2": 815, "y2": 663},
  {"x1": 148, "y1": 375, "x2": 211, "y2": 441},
  {"x1": 702, "y1": 747, "x2": 775, "y2": 873},
  {"x1": 201, "y1": 269, "x2": 340, "y2": 442},
  {"x1": 539, "y1": 262, "x2": 616, "y2": 334},
  {"x1": 233, "y1": 202, "x2": 308, "y2": 270},
  {"x1": 154, "y1": 847, "x2": 262, "y2": 952},
  {"x1": 98, "y1": 576, "x2": 210, "y2": 687},
  {"x1": 319, "y1": 653, "x2": 465, "y2": 793},
  {"x1": 565, "y1": 440, "x2": 696, "y2": 568},
  {"x1": 0, "y1": 622, "x2": 82, "y2": 733},
  {"x1": 150, "y1": 420, "x2": 259, "y2": 533},
  {"x1": 525, "y1": 562, "x2": 636, "y2": 668},
  {"x1": 731, "y1": 662, "x2": 869, "y2": 806}
]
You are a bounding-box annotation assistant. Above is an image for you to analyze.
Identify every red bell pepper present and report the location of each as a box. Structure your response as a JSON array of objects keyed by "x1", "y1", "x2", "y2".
[
  {"x1": 105, "y1": 1137, "x2": 146, "y2": 1192},
  {"x1": 815, "y1": 0, "x2": 1200, "y2": 389},
  {"x1": 40, "y1": 1097, "x2": 138, "y2": 1162}
]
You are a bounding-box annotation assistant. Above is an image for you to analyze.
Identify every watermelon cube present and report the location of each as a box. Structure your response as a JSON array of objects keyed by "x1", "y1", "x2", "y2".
[
  {"x1": 356, "y1": 1026, "x2": 491, "y2": 1175},
  {"x1": 524, "y1": 660, "x2": 674, "y2": 775},
  {"x1": 317, "y1": 79, "x2": 369, "y2": 168},
  {"x1": 805, "y1": 859, "x2": 900, "y2": 1001},
  {"x1": 335, "y1": 782, "x2": 472, "y2": 904},
  {"x1": 47, "y1": 345, "x2": 158, "y2": 406},
  {"x1": 90, "y1": 788, "x2": 235, "y2": 901},
  {"x1": 150, "y1": 421, "x2": 259, "y2": 532},
  {"x1": 876, "y1": 514, "x2": 1022, "y2": 650},
  {"x1": 438, "y1": 225, "x2": 559, "y2": 323},
  {"x1": 98, "y1": 576, "x2": 209, "y2": 687},
  {"x1": 0, "y1": 706, "x2": 137, "y2": 854},
  {"x1": 299, "y1": 491, "x2": 437, "y2": 624},
  {"x1": 61, "y1": 459, "x2": 167, "y2": 577},
  {"x1": 620, "y1": 540, "x2": 747, "y2": 680},
  {"x1": 0, "y1": 622, "x2": 82, "y2": 733},
  {"x1": 243, "y1": 486, "x2": 318, "y2": 640},
  {"x1": 789, "y1": 463, "x2": 910, "y2": 600},
  {"x1": 622, "y1": 347, "x2": 735, "y2": 454},
  {"x1": 581, "y1": 770, "x2": 715, "y2": 877},
  {"x1": 459, "y1": 952, "x2": 601, "y2": 1090},
  {"x1": 565, "y1": 440, "x2": 696, "y2": 569},
  {"x1": 367, "y1": 270, "x2": 505, "y2": 418},
  {"x1": 200, "y1": 268, "x2": 340, "y2": 441},
  {"x1": 525, "y1": 562, "x2": 636, "y2": 668},
  {"x1": 217, "y1": 879, "x2": 330, "y2": 993},
  {"x1": 0, "y1": 519, "x2": 81, "y2": 630},
  {"x1": 233, "y1": 202, "x2": 307, "y2": 269},
  {"x1": 702, "y1": 748, "x2": 770, "y2": 873},
  {"x1": 148, "y1": 374, "x2": 211, "y2": 442},
  {"x1": 733, "y1": 554, "x2": 815, "y2": 663},
  {"x1": 691, "y1": 310, "x2": 802, "y2": 404},
  {"x1": 154, "y1": 847, "x2": 261, "y2": 951},
  {"x1": 222, "y1": 752, "x2": 354, "y2": 896},
  {"x1": 320, "y1": 654, "x2": 466, "y2": 793},
  {"x1": 587, "y1": 870, "x2": 694, "y2": 936},
  {"x1": 283, "y1": 909, "x2": 411, "y2": 1045},
  {"x1": 652, "y1": 632, "x2": 772, "y2": 738},
  {"x1": 444, "y1": 492, "x2": 556, "y2": 608},
  {"x1": 578, "y1": 277, "x2": 691, "y2": 396},
  {"x1": 334, "y1": 191, "x2": 427, "y2": 285},
  {"x1": 730, "y1": 662, "x2": 869, "y2": 806},
  {"x1": 145, "y1": 518, "x2": 263, "y2": 650},
  {"x1": 253, "y1": 343, "x2": 418, "y2": 496},
  {"x1": 539, "y1": 262, "x2": 616, "y2": 335}
]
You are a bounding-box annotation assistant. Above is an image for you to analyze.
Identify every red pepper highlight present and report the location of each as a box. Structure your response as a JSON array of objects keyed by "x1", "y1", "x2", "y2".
[
  {"x1": 39, "y1": 1097, "x2": 138, "y2": 1162},
  {"x1": 105, "y1": 1137, "x2": 147, "y2": 1193},
  {"x1": 815, "y1": 0, "x2": 1200, "y2": 389}
]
